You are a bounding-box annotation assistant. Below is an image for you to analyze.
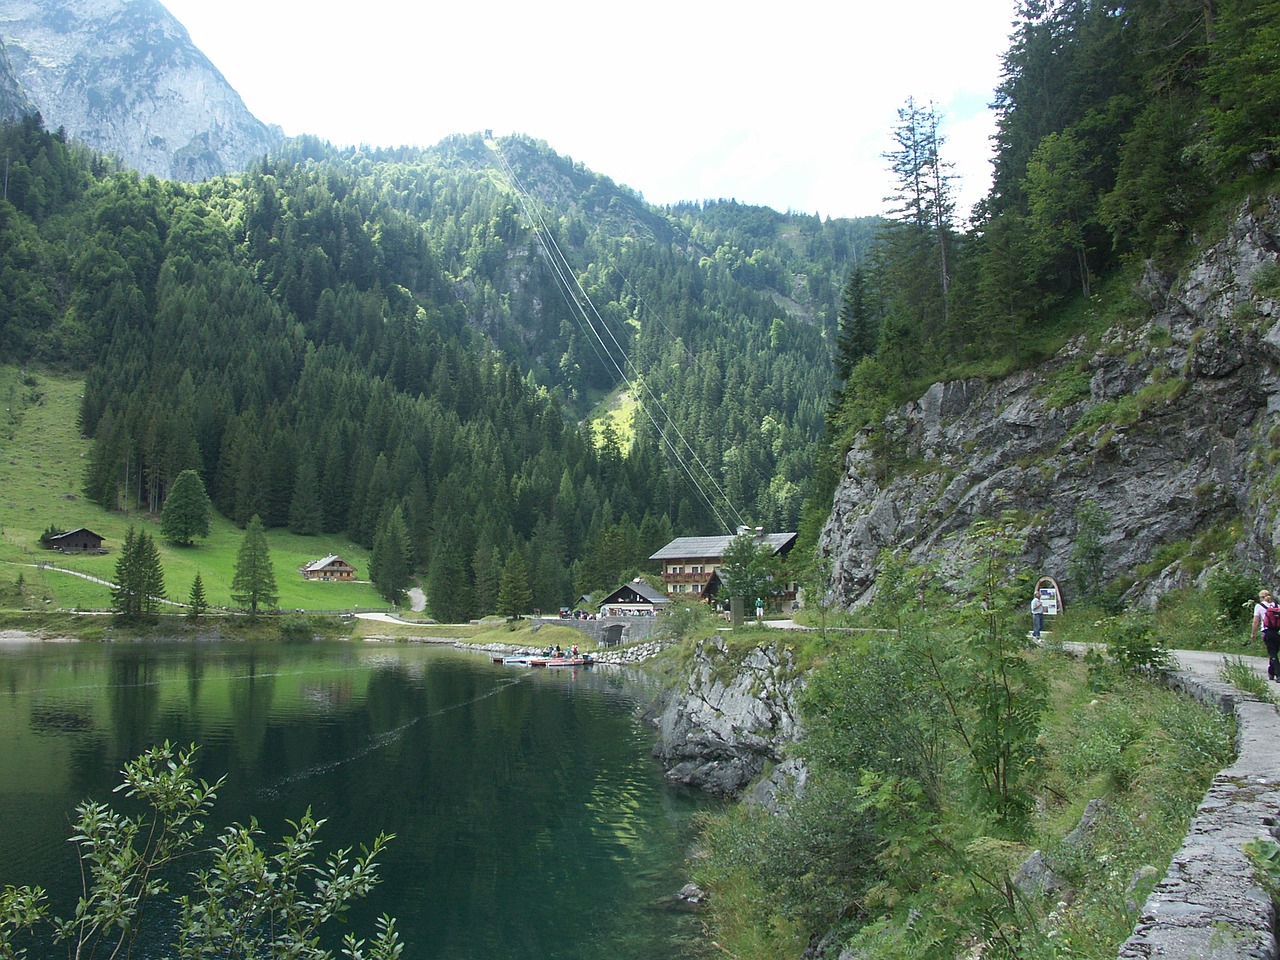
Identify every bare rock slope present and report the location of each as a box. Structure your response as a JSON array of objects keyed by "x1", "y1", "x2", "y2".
[
  {"x1": 821, "y1": 197, "x2": 1280, "y2": 608},
  {"x1": 0, "y1": 0, "x2": 280, "y2": 179}
]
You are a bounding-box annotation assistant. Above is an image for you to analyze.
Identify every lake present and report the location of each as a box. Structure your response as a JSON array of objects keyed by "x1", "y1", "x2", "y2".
[{"x1": 0, "y1": 638, "x2": 715, "y2": 959}]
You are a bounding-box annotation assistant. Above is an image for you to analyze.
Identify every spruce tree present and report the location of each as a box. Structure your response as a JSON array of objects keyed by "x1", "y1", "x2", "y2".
[
  {"x1": 471, "y1": 538, "x2": 501, "y2": 617},
  {"x1": 187, "y1": 572, "x2": 208, "y2": 620},
  {"x1": 496, "y1": 549, "x2": 533, "y2": 620},
  {"x1": 161, "y1": 469, "x2": 213, "y2": 546},
  {"x1": 834, "y1": 266, "x2": 878, "y2": 383},
  {"x1": 426, "y1": 538, "x2": 473, "y2": 624},
  {"x1": 288, "y1": 457, "x2": 323, "y2": 536},
  {"x1": 230, "y1": 515, "x2": 278, "y2": 616},
  {"x1": 112, "y1": 527, "x2": 166, "y2": 622},
  {"x1": 371, "y1": 506, "x2": 412, "y2": 604},
  {"x1": 111, "y1": 527, "x2": 140, "y2": 621}
]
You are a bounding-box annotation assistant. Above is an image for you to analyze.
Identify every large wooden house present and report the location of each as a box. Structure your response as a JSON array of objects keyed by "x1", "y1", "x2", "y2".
[
  {"x1": 649, "y1": 529, "x2": 797, "y2": 603},
  {"x1": 302, "y1": 555, "x2": 356, "y2": 581},
  {"x1": 45, "y1": 528, "x2": 106, "y2": 553}
]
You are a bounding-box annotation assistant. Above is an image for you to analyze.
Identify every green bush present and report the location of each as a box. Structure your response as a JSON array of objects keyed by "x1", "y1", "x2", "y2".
[
  {"x1": 1207, "y1": 565, "x2": 1260, "y2": 622},
  {"x1": 277, "y1": 613, "x2": 316, "y2": 640},
  {"x1": 656, "y1": 602, "x2": 717, "y2": 643},
  {"x1": 1098, "y1": 612, "x2": 1175, "y2": 674}
]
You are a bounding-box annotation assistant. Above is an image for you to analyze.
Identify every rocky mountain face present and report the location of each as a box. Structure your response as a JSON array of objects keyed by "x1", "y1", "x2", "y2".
[
  {"x1": 0, "y1": 31, "x2": 31, "y2": 120},
  {"x1": 0, "y1": 0, "x2": 280, "y2": 180},
  {"x1": 820, "y1": 198, "x2": 1280, "y2": 609},
  {"x1": 647, "y1": 638, "x2": 806, "y2": 802}
]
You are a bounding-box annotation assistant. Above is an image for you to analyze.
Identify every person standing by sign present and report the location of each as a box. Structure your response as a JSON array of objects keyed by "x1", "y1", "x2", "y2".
[
  {"x1": 1252, "y1": 589, "x2": 1280, "y2": 681},
  {"x1": 1030, "y1": 594, "x2": 1046, "y2": 640}
]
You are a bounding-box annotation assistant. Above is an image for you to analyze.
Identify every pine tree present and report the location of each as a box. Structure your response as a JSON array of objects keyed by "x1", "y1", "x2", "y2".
[
  {"x1": 833, "y1": 266, "x2": 878, "y2": 384},
  {"x1": 160, "y1": 469, "x2": 213, "y2": 546},
  {"x1": 496, "y1": 549, "x2": 533, "y2": 620},
  {"x1": 881, "y1": 97, "x2": 956, "y2": 341},
  {"x1": 371, "y1": 505, "x2": 412, "y2": 604},
  {"x1": 112, "y1": 526, "x2": 166, "y2": 622},
  {"x1": 471, "y1": 536, "x2": 501, "y2": 617},
  {"x1": 288, "y1": 456, "x2": 323, "y2": 536},
  {"x1": 426, "y1": 536, "x2": 473, "y2": 623},
  {"x1": 230, "y1": 515, "x2": 278, "y2": 615},
  {"x1": 187, "y1": 572, "x2": 208, "y2": 620}
]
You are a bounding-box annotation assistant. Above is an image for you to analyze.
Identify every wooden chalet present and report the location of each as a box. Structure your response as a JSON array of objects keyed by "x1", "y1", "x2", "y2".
[
  {"x1": 649, "y1": 528, "x2": 797, "y2": 603},
  {"x1": 46, "y1": 528, "x2": 106, "y2": 553},
  {"x1": 597, "y1": 579, "x2": 671, "y2": 617},
  {"x1": 302, "y1": 555, "x2": 357, "y2": 581}
]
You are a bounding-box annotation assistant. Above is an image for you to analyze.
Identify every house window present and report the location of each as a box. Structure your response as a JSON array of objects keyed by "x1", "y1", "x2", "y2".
[
  {"x1": 692, "y1": 584, "x2": 701, "y2": 593},
  {"x1": 691, "y1": 565, "x2": 703, "y2": 574}
]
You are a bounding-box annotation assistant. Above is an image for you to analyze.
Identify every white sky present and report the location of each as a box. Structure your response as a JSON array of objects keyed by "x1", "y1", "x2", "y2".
[{"x1": 159, "y1": 0, "x2": 1018, "y2": 221}]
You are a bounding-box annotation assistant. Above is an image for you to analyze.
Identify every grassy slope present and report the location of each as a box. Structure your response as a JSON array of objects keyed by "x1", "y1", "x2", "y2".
[{"x1": 0, "y1": 367, "x2": 384, "y2": 613}]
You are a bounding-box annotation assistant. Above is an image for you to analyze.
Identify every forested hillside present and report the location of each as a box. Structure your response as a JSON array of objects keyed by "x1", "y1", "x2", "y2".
[
  {"x1": 809, "y1": 0, "x2": 1280, "y2": 562},
  {"x1": 0, "y1": 116, "x2": 872, "y2": 617}
]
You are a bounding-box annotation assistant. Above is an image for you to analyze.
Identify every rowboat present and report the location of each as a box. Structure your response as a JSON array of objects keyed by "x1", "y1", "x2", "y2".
[{"x1": 528, "y1": 656, "x2": 593, "y2": 668}]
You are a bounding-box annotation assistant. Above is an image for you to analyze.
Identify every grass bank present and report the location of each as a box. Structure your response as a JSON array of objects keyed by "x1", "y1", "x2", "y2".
[{"x1": 0, "y1": 367, "x2": 385, "y2": 616}]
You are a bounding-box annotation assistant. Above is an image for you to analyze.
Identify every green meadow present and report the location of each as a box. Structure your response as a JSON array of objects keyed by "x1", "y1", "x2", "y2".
[{"x1": 1, "y1": 366, "x2": 385, "y2": 615}]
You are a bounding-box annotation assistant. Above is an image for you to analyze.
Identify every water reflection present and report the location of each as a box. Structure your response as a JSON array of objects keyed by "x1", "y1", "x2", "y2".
[{"x1": 0, "y1": 640, "x2": 715, "y2": 960}]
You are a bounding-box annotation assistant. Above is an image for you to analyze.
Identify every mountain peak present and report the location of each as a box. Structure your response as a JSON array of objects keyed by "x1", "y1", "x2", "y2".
[{"x1": 0, "y1": 0, "x2": 280, "y2": 179}]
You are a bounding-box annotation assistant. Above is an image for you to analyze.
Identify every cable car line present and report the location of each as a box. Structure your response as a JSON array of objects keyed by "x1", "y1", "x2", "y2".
[{"x1": 487, "y1": 139, "x2": 745, "y2": 534}]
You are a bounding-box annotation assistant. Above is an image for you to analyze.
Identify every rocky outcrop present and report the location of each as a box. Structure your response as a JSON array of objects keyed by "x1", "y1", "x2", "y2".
[
  {"x1": 0, "y1": 0, "x2": 280, "y2": 180},
  {"x1": 821, "y1": 197, "x2": 1280, "y2": 609},
  {"x1": 647, "y1": 638, "x2": 805, "y2": 797},
  {"x1": 0, "y1": 30, "x2": 32, "y2": 120}
]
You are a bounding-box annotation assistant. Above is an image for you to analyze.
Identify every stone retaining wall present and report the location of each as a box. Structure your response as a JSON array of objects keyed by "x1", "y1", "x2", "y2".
[{"x1": 1117, "y1": 670, "x2": 1280, "y2": 959}]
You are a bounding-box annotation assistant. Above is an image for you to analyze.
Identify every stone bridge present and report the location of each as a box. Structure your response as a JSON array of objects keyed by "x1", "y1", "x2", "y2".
[{"x1": 541, "y1": 616, "x2": 660, "y2": 647}]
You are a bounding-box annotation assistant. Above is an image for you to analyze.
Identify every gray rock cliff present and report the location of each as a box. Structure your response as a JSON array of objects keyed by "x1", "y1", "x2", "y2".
[
  {"x1": 648, "y1": 638, "x2": 805, "y2": 798},
  {"x1": 820, "y1": 197, "x2": 1280, "y2": 609},
  {"x1": 0, "y1": 29, "x2": 31, "y2": 120},
  {"x1": 0, "y1": 0, "x2": 280, "y2": 180}
]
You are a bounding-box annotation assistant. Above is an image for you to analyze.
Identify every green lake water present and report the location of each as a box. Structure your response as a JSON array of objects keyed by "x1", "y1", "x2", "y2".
[{"x1": 0, "y1": 639, "x2": 715, "y2": 959}]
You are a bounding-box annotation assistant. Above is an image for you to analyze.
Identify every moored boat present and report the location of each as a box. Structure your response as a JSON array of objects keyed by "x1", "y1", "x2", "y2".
[{"x1": 528, "y1": 655, "x2": 594, "y2": 668}]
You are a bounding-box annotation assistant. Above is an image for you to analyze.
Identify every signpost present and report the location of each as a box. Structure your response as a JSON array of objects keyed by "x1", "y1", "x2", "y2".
[{"x1": 1034, "y1": 576, "x2": 1063, "y2": 616}]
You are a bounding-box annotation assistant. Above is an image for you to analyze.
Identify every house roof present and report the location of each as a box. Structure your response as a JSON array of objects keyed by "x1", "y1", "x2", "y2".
[
  {"x1": 305, "y1": 555, "x2": 352, "y2": 571},
  {"x1": 597, "y1": 580, "x2": 671, "y2": 606},
  {"x1": 649, "y1": 532, "x2": 796, "y2": 562},
  {"x1": 48, "y1": 527, "x2": 104, "y2": 542}
]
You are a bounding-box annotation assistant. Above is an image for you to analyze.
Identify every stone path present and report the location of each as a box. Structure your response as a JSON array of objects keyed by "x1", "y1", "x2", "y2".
[{"x1": 1115, "y1": 646, "x2": 1279, "y2": 959}]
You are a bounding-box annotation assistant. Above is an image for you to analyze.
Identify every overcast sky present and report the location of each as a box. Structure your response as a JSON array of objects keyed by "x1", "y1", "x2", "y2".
[{"x1": 159, "y1": 0, "x2": 1018, "y2": 221}]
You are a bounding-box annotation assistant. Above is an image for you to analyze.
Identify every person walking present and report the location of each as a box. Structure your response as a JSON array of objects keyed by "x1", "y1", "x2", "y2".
[
  {"x1": 1030, "y1": 593, "x2": 1046, "y2": 640},
  {"x1": 1252, "y1": 589, "x2": 1280, "y2": 681}
]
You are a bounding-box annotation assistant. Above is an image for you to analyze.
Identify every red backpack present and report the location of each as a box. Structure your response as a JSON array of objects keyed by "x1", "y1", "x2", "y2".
[{"x1": 1263, "y1": 602, "x2": 1280, "y2": 631}]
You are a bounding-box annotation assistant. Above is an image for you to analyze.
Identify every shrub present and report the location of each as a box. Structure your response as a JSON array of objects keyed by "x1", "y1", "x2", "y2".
[
  {"x1": 0, "y1": 742, "x2": 401, "y2": 960},
  {"x1": 1207, "y1": 565, "x2": 1260, "y2": 623},
  {"x1": 278, "y1": 613, "x2": 317, "y2": 640},
  {"x1": 1096, "y1": 612, "x2": 1176, "y2": 676}
]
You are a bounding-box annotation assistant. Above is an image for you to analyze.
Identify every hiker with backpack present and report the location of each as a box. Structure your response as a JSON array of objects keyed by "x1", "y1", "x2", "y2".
[{"x1": 1251, "y1": 589, "x2": 1280, "y2": 681}]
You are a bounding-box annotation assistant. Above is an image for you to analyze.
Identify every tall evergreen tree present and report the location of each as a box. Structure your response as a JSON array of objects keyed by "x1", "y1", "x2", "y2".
[
  {"x1": 471, "y1": 538, "x2": 502, "y2": 617},
  {"x1": 160, "y1": 469, "x2": 213, "y2": 546},
  {"x1": 230, "y1": 514, "x2": 278, "y2": 615},
  {"x1": 288, "y1": 456, "x2": 323, "y2": 536},
  {"x1": 112, "y1": 526, "x2": 165, "y2": 622},
  {"x1": 496, "y1": 549, "x2": 533, "y2": 620},
  {"x1": 882, "y1": 97, "x2": 955, "y2": 333},
  {"x1": 833, "y1": 266, "x2": 878, "y2": 385},
  {"x1": 426, "y1": 532, "x2": 473, "y2": 623},
  {"x1": 370, "y1": 505, "x2": 412, "y2": 604}
]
